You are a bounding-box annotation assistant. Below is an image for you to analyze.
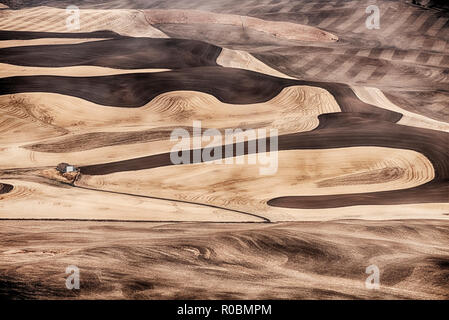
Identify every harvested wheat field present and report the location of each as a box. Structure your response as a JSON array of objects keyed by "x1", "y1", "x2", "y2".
[{"x1": 0, "y1": 0, "x2": 448, "y2": 300}]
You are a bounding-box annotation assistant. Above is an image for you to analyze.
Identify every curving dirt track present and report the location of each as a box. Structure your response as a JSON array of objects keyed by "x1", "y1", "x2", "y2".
[
  {"x1": 144, "y1": 9, "x2": 338, "y2": 42},
  {"x1": 0, "y1": 0, "x2": 448, "y2": 300}
]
